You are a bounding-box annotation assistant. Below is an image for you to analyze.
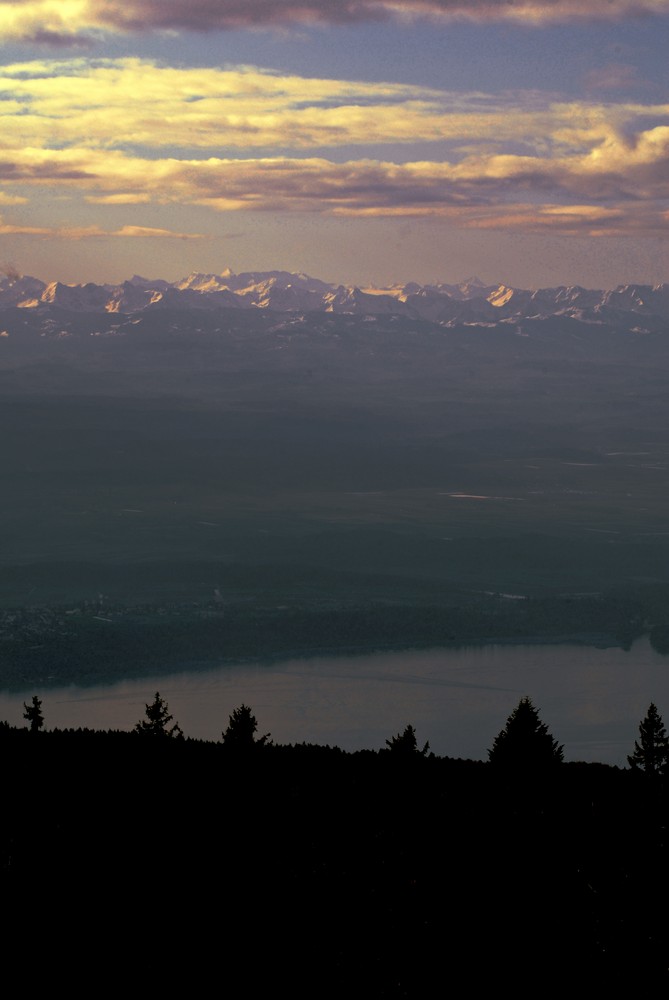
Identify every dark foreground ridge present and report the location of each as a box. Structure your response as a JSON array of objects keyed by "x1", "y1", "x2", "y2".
[{"x1": 3, "y1": 700, "x2": 669, "y2": 995}]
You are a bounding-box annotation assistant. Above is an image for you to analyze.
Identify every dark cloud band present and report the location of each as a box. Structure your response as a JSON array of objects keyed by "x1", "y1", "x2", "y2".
[
  {"x1": 4, "y1": 1, "x2": 669, "y2": 46},
  {"x1": 91, "y1": 1, "x2": 669, "y2": 32}
]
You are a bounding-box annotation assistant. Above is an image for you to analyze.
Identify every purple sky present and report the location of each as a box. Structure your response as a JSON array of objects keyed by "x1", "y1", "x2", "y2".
[{"x1": 1, "y1": 0, "x2": 668, "y2": 288}]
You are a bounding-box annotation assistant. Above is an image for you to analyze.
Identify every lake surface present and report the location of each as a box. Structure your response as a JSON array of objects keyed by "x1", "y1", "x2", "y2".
[{"x1": 2, "y1": 636, "x2": 668, "y2": 766}]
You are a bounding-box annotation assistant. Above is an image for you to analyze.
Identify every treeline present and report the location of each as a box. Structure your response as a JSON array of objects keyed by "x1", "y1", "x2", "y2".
[
  {"x1": 3, "y1": 696, "x2": 668, "y2": 993},
  {"x1": 13, "y1": 690, "x2": 669, "y2": 774}
]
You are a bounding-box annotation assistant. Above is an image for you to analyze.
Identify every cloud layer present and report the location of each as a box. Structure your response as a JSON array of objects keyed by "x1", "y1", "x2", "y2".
[
  {"x1": 8, "y1": 58, "x2": 633, "y2": 154},
  {"x1": 2, "y1": 0, "x2": 669, "y2": 44},
  {"x1": 0, "y1": 216, "x2": 206, "y2": 239},
  {"x1": 1, "y1": 57, "x2": 669, "y2": 239}
]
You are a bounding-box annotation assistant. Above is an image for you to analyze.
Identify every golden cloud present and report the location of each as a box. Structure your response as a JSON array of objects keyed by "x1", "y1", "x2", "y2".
[
  {"x1": 0, "y1": 59, "x2": 532, "y2": 151},
  {"x1": 2, "y1": 59, "x2": 668, "y2": 240},
  {"x1": 111, "y1": 224, "x2": 206, "y2": 238},
  {"x1": 3, "y1": 142, "x2": 669, "y2": 235},
  {"x1": 0, "y1": 216, "x2": 206, "y2": 238},
  {"x1": 2, "y1": 59, "x2": 668, "y2": 158},
  {"x1": 0, "y1": 191, "x2": 28, "y2": 204}
]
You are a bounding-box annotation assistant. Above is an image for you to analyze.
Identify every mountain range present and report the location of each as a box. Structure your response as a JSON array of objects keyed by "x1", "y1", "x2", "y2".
[{"x1": 2, "y1": 269, "x2": 669, "y2": 332}]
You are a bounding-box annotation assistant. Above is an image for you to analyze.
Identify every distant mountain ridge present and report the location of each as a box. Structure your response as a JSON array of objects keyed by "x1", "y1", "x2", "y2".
[{"x1": 2, "y1": 268, "x2": 669, "y2": 331}]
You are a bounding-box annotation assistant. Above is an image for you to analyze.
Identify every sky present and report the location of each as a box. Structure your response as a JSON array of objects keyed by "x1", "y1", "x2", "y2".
[{"x1": 1, "y1": 0, "x2": 669, "y2": 289}]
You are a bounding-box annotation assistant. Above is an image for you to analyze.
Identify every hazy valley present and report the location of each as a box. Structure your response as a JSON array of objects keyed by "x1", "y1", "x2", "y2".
[{"x1": 2, "y1": 268, "x2": 669, "y2": 686}]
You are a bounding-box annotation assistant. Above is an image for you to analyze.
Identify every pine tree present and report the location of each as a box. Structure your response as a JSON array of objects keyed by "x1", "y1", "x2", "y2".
[
  {"x1": 134, "y1": 692, "x2": 183, "y2": 738},
  {"x1": 23, "y1": 695, "x2": 44, "y2": 734},
  {"x1": 627, "y1": 702, "x2": 669, "y2": 775},
  {"x1": 221, "y1": 704, "x2": 271, "y2": 749},
  {"x1": 488, "y1": 696, "x2": 563, "y2": 768},
  {"x1": 385, "y1": 724, "x2": 430, "y2": 756}
]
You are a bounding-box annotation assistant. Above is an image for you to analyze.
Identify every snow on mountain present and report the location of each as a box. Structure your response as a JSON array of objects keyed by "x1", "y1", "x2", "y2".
[
  {"x1": 487, "y1": 285, "x2": 518, "y2": 309},
  {"x1": 178, "y1": 269, "x2": 332, "y2": 299},
  {"x1": 247, "y1": 281, "x2": 330, "y2": 312},
  {"x1": 233, "y1": 270, "x2": 332, "y2": 294},
  {"x1": 529, "y1": 285, "x2": 604, "y2": 314},
  {"x1": 428, "y1": 277, "x2": 497, "y2": 301},
  {"x1": 40, "y1": 281, "x2": 114, "y2": 312},
  {"x1": 602, "y1": 283, "x2": 669, "y2": 318},
  {"x1": 324, "y1": 286, "x2": 409, "y2": 315},
  {"x1": 104, "y1": 281, "x2": 160, "y2": 313},
  {"x1": 1, "y1": 269, "x2": 668, "y2": 331},
  {"x1": 176, "y1": 272, "x2": 235, "y2": 294},
  {"x1": 142, "y1": 285, "x2": 245, "y2": 311},
  {"x1": 0, "y1": 273, "x2": 46, "y2": 308}
]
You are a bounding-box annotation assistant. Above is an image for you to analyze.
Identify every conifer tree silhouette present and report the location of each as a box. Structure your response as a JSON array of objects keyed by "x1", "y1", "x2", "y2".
[
  {"x1": 134, "y1": 692, "x2": 183, "y2": 738},
  {"x1": 221, "y1": 704, "x2": 271, "y2": 749},
  {"x1": 627, "y1": 703, "x2": 669, "y2": 775},
  {"x1": 23, "y1": 695, "x2": 44, "y2": 733},
  {"x1": 488, "y1": 697, "x2": 563, "y2": 768},
  {"x1": 385, "y1": 724, "x2": 430, "y2": 756}
]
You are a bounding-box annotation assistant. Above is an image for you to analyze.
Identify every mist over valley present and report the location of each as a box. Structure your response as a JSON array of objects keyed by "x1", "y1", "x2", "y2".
[{"x1": 1, "y1": 267, "x2": 668, "y2": 689}]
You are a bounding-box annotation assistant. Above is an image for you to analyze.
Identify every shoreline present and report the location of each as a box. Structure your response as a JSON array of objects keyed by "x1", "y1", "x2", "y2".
[{"x1": 0, "y1": 628, "x2": 640, "y2": 694}]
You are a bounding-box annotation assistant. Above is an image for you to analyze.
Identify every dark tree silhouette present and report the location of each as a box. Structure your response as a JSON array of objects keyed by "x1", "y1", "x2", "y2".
[
  {"x1": 134, "y1": 691, "x2": 183, "y2": 738},
  {"x1": 488, "y1": 697, "x2": 563, "y2": 768},
  {"x1": 628, "y1": 703, "x2": 669, "y2": 775},
  {"x1": 221, "y1": 704, "x2": 271, "y2": 749},
  {"x1": 23, "y1": 695, "x2": 44, "y2": 733},
  {"x1": 385, "y1": 724, "x2": 430, "y2": 756}
]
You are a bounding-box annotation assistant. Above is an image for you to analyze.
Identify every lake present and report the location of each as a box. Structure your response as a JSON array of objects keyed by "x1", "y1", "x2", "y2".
[{"x1": 2, "y1": 636, "x2": 668, "y2": 765}]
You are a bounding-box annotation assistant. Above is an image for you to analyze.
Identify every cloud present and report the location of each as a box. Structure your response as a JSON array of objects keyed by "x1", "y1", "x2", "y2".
[
  {"x1": 456, "y1": 203, "x2": 659, "y2": 236},
  {"x1": 2, "y1": 59, "x2": 668, "y2": 158},
  {"x1": 2, "y1": 58, "x2": 669, "y2": 241},
  {"x1": 0, "y1": 191, "x2": 28, "y2": 204},
  {"x1": 110, "y1": 224, "x2": 206, "y2": 238},
  {"x1": 4, "y1": 137, "x2": 669, "y2": 236},
  {"x1": 0, "y1": 59, "x2": 475, "y2": 151},
  {"x1": 2, "y1": 1, "x2": 669, "y2": 44},
  {"x1": 0, "y1": 216, "x2": 206, "y2": 238},
  {"x1": 0, "y1": 219, "x2": 52, "y2": 235}
]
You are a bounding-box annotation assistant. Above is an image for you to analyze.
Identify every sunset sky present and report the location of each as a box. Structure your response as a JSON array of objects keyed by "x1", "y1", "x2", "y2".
[{"x1": 1, "y1": 0, "x2": 669, "y2": 288}]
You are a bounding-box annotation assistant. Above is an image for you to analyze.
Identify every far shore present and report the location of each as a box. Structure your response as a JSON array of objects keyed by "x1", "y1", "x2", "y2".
[{"x1": 0, "y1": 627, "x2": 644, "y2": 694}]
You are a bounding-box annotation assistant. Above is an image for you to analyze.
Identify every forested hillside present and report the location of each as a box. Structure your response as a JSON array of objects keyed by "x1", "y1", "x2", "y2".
[{"x1": 3, "y1": 702, "x2": 668, "y2": 994}]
